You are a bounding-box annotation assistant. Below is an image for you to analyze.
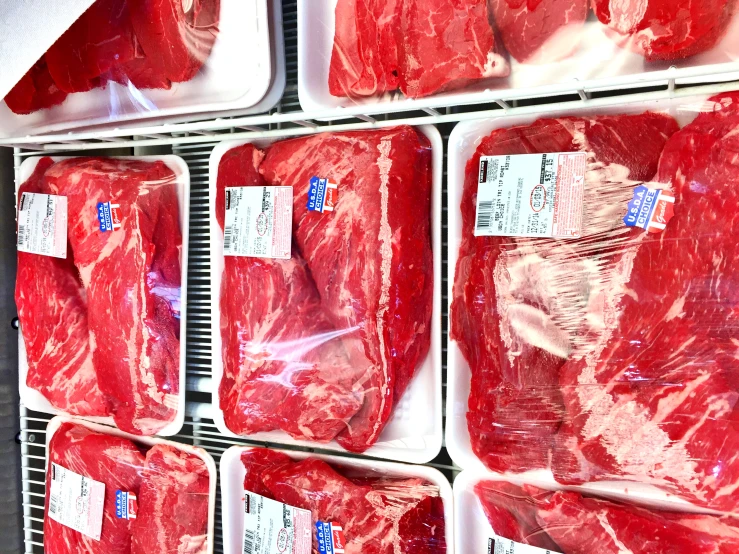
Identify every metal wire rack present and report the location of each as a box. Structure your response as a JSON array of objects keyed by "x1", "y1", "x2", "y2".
[{"x1": 10, "y1": 1, "x2": 739, "y2": 553}]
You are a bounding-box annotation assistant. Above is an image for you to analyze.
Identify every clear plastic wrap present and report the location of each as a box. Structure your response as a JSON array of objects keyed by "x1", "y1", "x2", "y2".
[
  {"x1": 44, "y1": 417, "x2": 215, "y2": 554},
  {"x1": 208, "y1": 126, "x2": 442, "y2": 462},
  {"x1": 298, "y1": 0, "x2": 739, "y2": 111},
  {"x1": 460, "y1": 474, "x2": 739, "y2": 554},
  {"x1": 448, "y1": 91, "x2": 739, "y2": 512},
  {"x1": 0, "y1": 0, "x2": 281, "y2": 137},
  {"x1": 220, "y1": 445, "x2": 450, "y2": 554},
  {"x1": 16, "y1": 156, "x2": 188, "y2": 436}
]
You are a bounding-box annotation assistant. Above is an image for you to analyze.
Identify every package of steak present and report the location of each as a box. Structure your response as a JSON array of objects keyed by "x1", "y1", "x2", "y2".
[
  {"x1": 16, "y1": 155, "x2": 189, "y2": 436},
  {"x1": 456, "y1": 471, "x2": 739, "y2": 554},
  {"x1": 298, "y1": 0, "x2": 739, "y2": 112},
  {"x1": 220, "y1": 445, "x2": 451, "y2": 554},
  {"x1": 447, "y1": 91, "x2": 739, "y2": 513},
  {"x1": 43, "y1": 417, "x2": 216, "y2": 554},
  {"x1": 207, "y1": 126, "x2": 443, "y2": 463},
  {"x1": 0, "y1": 0, "x2": 284, "y2": 138}
]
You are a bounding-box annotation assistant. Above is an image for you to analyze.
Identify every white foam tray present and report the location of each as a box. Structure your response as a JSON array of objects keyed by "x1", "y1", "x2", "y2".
[
  {"x1": 0, "y1": 0, "x2": 280, "y2": 139},
  {"x1": 208, "y1": 126, "x2": 443, "y2": 463},
  {"x1": 17, "y1": 155, "x2": 190, "y2": 437},
  {"x1": 45, "y1": 415, "x2": 217, "y2": 554},
  {"x1": 220, "y1": 445, "x2": 454, "y2": 554},
  {"x1": 297, "y1": 0, "x2": 739, "y2": 113},
  {"x1": 446, "y1": 93, "x2": 720, "y2": 508},
  {"x1": 453, "y1": 469, "x2": 725, "y2": 554}
]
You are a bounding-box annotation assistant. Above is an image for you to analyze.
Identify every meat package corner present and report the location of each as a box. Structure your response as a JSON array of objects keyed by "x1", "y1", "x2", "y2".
[
  {"x1": 16, "y1": 155, "x2": 186, "y2": 436},
  {"x1": 448, "y1": 91, "x2": 739, "y2": 513},
  {"x1": 211, "y1": 125, "x2": 438, "y2": 457},
  {"x1": 461, "y1": 475, "x2": 739, "y2": 553},
  {"x1": 310, "y1": 0, "x2": 739, "y2": 107},
  {"x1": 221, "y1": 446, "x2": 450, "y2": 554},
  {"x1": 44, "y1": 418, "x2": 214, "y2": 554},
  {"x1": 4, "y1": 0, "x2": 221, "y2": 115}
]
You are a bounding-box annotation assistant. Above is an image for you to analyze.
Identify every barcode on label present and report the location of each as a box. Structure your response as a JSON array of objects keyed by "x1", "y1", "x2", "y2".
[
  {"x1": 243, "y1": 529, "x2": 255, "y2": 554},
  {"x1": 49, "y1": 493, "x2": 58, "y2": 516},
  {"x1": 476, "y1": 201, "x2": 493, "y2": 230},
  {"x1": 224, "y1": 226, "x2": 233, "y2": 252},
  {"x1": 17, "y1": 225, "x2": 26, "y2": 247}
]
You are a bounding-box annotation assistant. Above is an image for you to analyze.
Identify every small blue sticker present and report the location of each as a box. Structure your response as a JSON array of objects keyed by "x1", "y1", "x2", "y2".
[
  {"x1": 97, "y1": 201, "x2": 122, "y2": 232},
  {"x1": 307, "y1": 177, "x2": 338, "y2": 213},
  {"x1": 316, "y1": 521, "x2": 345, "y2": 553},
  {"x1": 624, "y1": 185, "x2": 661, "y2": 230},
  {"x1": 115, "y1": 490, "x2": 137, "y2": 520}
]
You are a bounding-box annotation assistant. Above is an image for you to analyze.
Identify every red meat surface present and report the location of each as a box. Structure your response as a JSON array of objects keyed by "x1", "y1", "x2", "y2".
[
  {"x1": 16, "y1": 158, "x2": 108, "y2": 417},
  {"x1": 475, "y1": 480, "x2": 739, "y2": 553},
  {"x1": 4, "y1": 58, "x2": 67, "y2": 114},
  {"x1": 45, "y1": 0, "x2": 137, "y2": 93},
  {"x1": 131, "y1": 444, "x2": 210, "y2": 554},
  {"x1": 125, "y1": 0, "x2": 220, "y2": 89},
  {"x1": 44, "y1": 422, "x2": 145, "y2": 554},
  {"x1": 259, "y1": 127, "x2": 433, "y2": 452},
  {"x1": 44, "y1": 158, "x2": 181, "y2": 435},
  {"x1": 450, "y1": 113, "x2": 679, "y2": 473},
  {"x1": 216, "y1": 144, "x2": 364, "y2": 441},
  {"x1": 490, "y1": 0, "x2": 589, "y2": 63},
  {"x1": 242, "y1": 449, "x2": 446, "y2": 554},
  {"x1": 329, "y1": 0, "x2": 509, "y2": 99},
  {"x1": 593, "y1": 0, "x2": 736, "y2": 60},
  {"x1": 217, "y1": 128, "x2": 433, "y2": 452},
  {"x1": 328, "y1": 0, "x2": 402, "y2": 97},
  {"x1": 241, "y1": 448, "x2": 293, "y2": 497},
  {"x1": 553, "y1": 93, "x2": 739, "y2": 511}
]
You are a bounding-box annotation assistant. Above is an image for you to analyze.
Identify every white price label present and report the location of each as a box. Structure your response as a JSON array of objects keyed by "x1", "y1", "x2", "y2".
[
  {"x1": 488, "y1": 537, "x2": 562, "y2": 554},
  {"x1": 243, "y1": 491, "x2": 312, "y2": 554},
  {"x1": 474, "y1": 153, "x2": 586, "y2": 238},
  {"x1": 17, "y1": 192, "x2": 68, "y2": 258},
  {"x1": 224, "y1": 186, "x2": 292, "y2": 259},
  {"x1": 48, "y1": 463, "x2": 105, "y2": 541}
]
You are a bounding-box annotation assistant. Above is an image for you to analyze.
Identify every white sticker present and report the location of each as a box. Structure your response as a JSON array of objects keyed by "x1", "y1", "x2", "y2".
[
  {"x1": 224, "y1": 186, "x2": 292, "y2": 259},
  {"x1": 488, "y1": 537, "x2": 562, "y2": 554},
  {"x1": 243, "y1": 491, "x2": 312, "y2": 554},
  {"x1": 474, "y1": 153, "x2": 586, "y2": 238},
  {"x1": 17, "y1": 192, "x2": 68, "y2": 258},
  {"x1": 48, "y1": 463, "x2": 105, "y2": 541}
]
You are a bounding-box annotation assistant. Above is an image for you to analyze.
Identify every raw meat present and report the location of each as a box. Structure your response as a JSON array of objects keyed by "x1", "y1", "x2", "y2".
[
  {"x1": 216, "y1": 144, "x2": 364, "y2": 441},
  {"x1": 553, "y1": 92, "x2": 739, "y2": 512},
  {"x1": 259, "y1": 127, "x2": 434, "y2": 451},
  {"x1": 44, "y1": 422, "x2": 145, "y2": 554},
  {"x1": 125, "y1": 0, "x2": 220, "y2": 89},
  {"x1": 329, "y1": 0, "x2": 509, "y2": 99},
  {"x1": 328, "y1": 0, "x2": 402, "y2": 97},
  {"x1": 241, "y1": 448, "x2": 446, "y2": 554},
  {"x1": 475, "y1": 480, "x2": 739, "y2": 553},
  {"x1": 4, "y1": 58, "x2": 67, "y2": 114},
  {"x1": 398, "y1": 0, "x2": 508, "y2": 98},
  {"x1": 44, "y1": 158, "x2": 181, "y2": 435},
  {"x1": 16, "y1": 158, "x2": 108, "y2": 417},
  {"x1": 593, "y1": 0, "x2": 736, "y2": 60},
  {"x1": 131, "y1": 444, "x2": 210, "y2": 554},
  {"x1": 45, "y1": 0, "x2": 137, "y2": 93},
  {"x1": 489, "y1": 0, "x2": 589, "y2": 63},
  {"x1": 450, "y1": 113, "x2": 679, "y2": 473},
  {"x1": 217, "y1": 128, "x2": 433, "y2": 452}
]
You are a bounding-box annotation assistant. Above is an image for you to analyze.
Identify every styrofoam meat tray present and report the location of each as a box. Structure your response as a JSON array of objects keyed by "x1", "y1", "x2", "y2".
[
  {"x1": 297, "y1": 0, "x2": 739, "y2": 113},
  {"x1": 453, "y1": 469, "x2": 727, "y2": 554},
  {"x1": 17, "y1": 155, "x2": 190, "y2": 437},
  {"x1": 220, "y1": 445, "x2": 454, "y2": 554},
  {"x1": 446, "y1": 93, "x2": 722, "y2": 509},
  {"x1": 0, "y1": 0, "x2": 277, "y2": 139},
  {"x1": 45, "y1": 416, "x2": 217, "y2": 554},
  {"x1": 208, "y1": 126, "x2": 443, "y2": 464}
]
